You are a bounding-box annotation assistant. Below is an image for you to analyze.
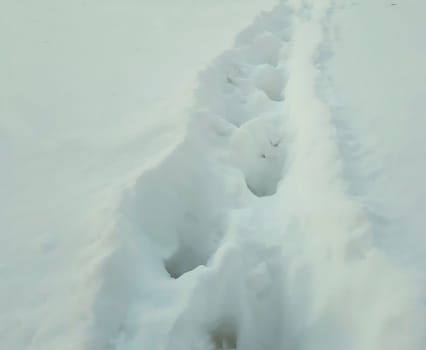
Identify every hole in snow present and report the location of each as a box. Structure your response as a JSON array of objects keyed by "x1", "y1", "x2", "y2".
[
  {"x1": 231, "y1": 118, "x2": 286, "y2": 198},
  {"x1": 210, "y1": 319, "x2": 238, "y2": 350},
  {"x1": 243, "y1": 33, "x2": 284, "y2": 67},
  {"x1": 244, "y1": 151, "x2": 286, "y2": 197},
  {"x1": 246, "y1": 175, "x2": 280, "y2": 197},
  {"x1": 255, "y1": 65, "x2": 285, "y2": 102},
  {"x1": 164, "y1": 245, "x2": 208, "y2": 279}
]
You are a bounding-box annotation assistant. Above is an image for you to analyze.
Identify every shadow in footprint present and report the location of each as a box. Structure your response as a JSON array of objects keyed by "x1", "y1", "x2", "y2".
[
  {"x1": 165, "y1": 245, "x2": 208, "y2": 279},
  {"x1": 255, "y1": 65, "x2": 285, "y2": 102},
  {"x1": 231, "y1": 118, "x2": 287, "y2": 198},
  {"x1": 210, "y1": 319, "x2": 238, "y2": 350}
]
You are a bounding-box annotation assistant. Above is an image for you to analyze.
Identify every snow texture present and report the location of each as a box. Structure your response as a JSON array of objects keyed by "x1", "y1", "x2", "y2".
[{"x1": 2, "y1": 0, "x2": 426, "y2": 349}]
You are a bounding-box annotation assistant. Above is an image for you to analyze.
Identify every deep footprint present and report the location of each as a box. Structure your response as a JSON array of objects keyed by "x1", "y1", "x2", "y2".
[
  {"x1": 165, "y1": 245, "x2": 208, "y2": 279},
  {"x1": 255, "y1": 64, "x2": 285, "y2": 102},
  {"x1": 231, "y1": 117, "x2": 286, "y2": 197},
  {"x1": 210, "y1": 319, "x2": 238, "y2": 350}
]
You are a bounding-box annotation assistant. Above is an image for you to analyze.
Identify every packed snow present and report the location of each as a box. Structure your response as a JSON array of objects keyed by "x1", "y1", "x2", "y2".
[{"x1": 1, "y1": 0, "x2": 426, "y2": 349}]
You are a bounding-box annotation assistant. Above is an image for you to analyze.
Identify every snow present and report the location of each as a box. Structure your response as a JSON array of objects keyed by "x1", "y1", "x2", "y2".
[
  {"x1": 328, "y1": 0, "x2": 426, "y2": 270},
  {"x1": 1, "y1": 0, "x2": 426, "y2": 349},
  {"x1": 0, "y1": 0, "x2": 276, "y2": 348}
]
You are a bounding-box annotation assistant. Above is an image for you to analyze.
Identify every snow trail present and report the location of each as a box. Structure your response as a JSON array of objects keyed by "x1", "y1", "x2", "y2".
[{"x1": 88, "y1": 1, "x2": 426, "y2": 349}]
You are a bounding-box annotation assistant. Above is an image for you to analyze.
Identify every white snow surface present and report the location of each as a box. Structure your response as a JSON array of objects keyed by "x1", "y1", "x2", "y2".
[{"x1": 2, "y1": 0, "x2": 426, "y2": 349}]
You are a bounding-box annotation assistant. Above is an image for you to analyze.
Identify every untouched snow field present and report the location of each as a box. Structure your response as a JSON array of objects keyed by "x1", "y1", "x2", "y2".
[{"x1": 1, "y1": 0, "x2": 426, "y2": 349}]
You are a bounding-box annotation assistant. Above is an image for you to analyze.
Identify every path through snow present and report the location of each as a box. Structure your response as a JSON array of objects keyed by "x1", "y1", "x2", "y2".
[
  {"x1": 85, "y1": 1, "x2": 426, "y2": 349},
  {"x1": 4, "y1": 0, "x2": 424, "y2": 349}
]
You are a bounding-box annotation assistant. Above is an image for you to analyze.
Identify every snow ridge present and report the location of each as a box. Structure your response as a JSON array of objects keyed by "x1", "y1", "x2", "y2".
[{"x1": 87, "y1": 1, "x2": 426, "y2": 349}]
